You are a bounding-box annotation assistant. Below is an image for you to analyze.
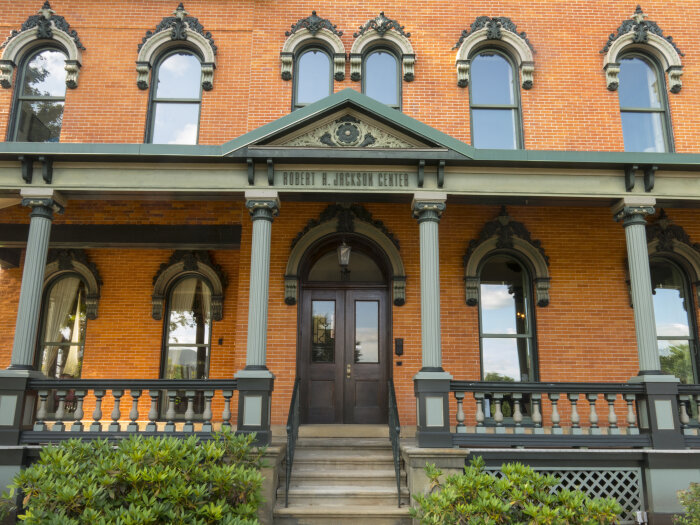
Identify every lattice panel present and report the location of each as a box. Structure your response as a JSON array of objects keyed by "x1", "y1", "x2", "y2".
[{"x1": 484, "y1": 467, "x2": 643, "y2": 524}]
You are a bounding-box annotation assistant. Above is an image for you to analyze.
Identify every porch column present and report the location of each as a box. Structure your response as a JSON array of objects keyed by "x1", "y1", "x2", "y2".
[
  {"x1": 9, "y1": 189, "x2": 65, "y2": 370},
  {"x1": 613, "y1": 197, "x2": 683, "y2": 449},
  {"x1": 412, "y1": 192, "x2": 452, "y2": 448},
  {"x1": 235, "y1": 190, "x2": 279, "y2": 446}
]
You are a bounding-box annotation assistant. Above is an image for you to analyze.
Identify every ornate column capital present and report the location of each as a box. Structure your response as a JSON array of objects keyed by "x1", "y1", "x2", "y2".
[
  {"x1": 412, "y1": 192, "x2": 446, "y2": 223},
  {"x1": 245, "y1": 190, "x2": 279, "y2": 222},
  {"x1": 612, "y1": 197, "x2": 655, "y2": 226},
  {"x1": 20, "y1": 188, "x2": 66, "y2": 217}
]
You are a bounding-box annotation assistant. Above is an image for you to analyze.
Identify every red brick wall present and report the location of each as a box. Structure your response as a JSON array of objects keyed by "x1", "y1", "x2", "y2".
[{"x1": 0, "y1": 1, "x2": 697, "y2": 151}]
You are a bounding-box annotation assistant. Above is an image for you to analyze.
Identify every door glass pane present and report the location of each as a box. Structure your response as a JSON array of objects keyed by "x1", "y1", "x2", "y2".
[
  {"x1": 15, "y1": 100, "x2": 64, "y2": 142},
  {"x1": 364, "y1": 50, "x2": 399, "y2": 106},
  {"x1": 155, "y1": 52, "x2": 201, "y2": 99},
  {"x1": 482, "y1": 338, "x2": 532, "y2": 382},
  {"x1": 658, "y1": 340, "x2": 694, "y2": 384},
  {"x1": 22, "y1": 49, "x2": 67, "y2": 97},
  {"x1": 311, "y1": 300, "x2": 335, "y2": 363},
  {"x1": 651, "y1": 262, "x2": 691, "y2": 338},
  {"x1": 355, "y1": 301, "x2": 379, "y2": 363},
  {"x1": 471, "y1": 53, "x2": 514, "y2": 106},
  {"x1": 296, "y1": 50, "x2": 331, "y2": 105},
  {"x1": 151, "y1": 102, "x2": 200, "y2": 144},
  {"x1": 618, "y1": 57, "x2": 662, "y2": 109},
  {"x1": 621, "y1": 111, "x2": 665, "y2": 153},
  {"x1": 472, "y1": 108, "x2": 517, "y2": 149}
]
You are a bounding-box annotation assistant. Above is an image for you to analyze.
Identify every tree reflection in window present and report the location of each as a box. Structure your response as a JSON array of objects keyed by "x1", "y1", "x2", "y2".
[
  {"x1": 311, "y1": 301, "x2": 335, "y2": 363},
  {"x1": 13, "y1": 48, "x2": 67, "y2": 142}
]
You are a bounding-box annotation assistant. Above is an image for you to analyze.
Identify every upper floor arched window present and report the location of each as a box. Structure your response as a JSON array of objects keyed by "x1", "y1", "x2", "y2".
[
  {"x1": 469, "y1": 50, "x2": 521, "y2": 149},
  {"x1": 618, "y1": 54, "x2": 672, "y2": 152},
  {"x1": 294, "y1": 47, "x2": 333, "y2": 110},
  {"x1": 11, "y1": 47, "x2": 67, "y2": 142},
  {"x1": 147, "y1": 50, "x2": 202, "y2": 144},
  {"x1": 363, "y1": 48, "x2": 401, "y2": 109}
]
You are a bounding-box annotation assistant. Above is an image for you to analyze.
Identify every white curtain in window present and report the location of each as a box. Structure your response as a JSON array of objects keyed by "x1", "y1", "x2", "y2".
[
  {"x1": 41, "y1": 277, "x2": 80, "y2": 377},
  {"x1": 200, "y1": 281, "x2": 211, "y2": 323},
  {"x1": 62, "y1": 288, "x2": 83, "y2": 378},
  {"x1": 170, "y1": 277, "x2": 198, "y2": 314}
]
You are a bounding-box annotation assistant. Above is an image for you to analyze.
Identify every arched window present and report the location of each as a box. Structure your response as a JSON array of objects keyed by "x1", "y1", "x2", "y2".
[
  {"x1": 363, "y1": 48, "x2": 400, "y2": 109},
  {"x1": 651, "y1": 259, "x2": 696, "y2": 383},
  {"x1": 478, "y1": 254, "x2": 536, "y2": 383},
  {"x1": 11, "y1": 48, "x2": 67, "y2": 142},
  {"x1": 147, "y1": 51, "x2": 202, "y2": 144},
  {"x1": 38, "y1": 274, "x2": 87, "y2": 379},
  {"x1": 294, "y1": 47, "x2": 333, "y2": 110},
  {"x1": 470, "y1": 50, "x2": 521, "y2": 149},
  {"x1": 618, "y1": 55, "x2": 672, "y2": 152}
]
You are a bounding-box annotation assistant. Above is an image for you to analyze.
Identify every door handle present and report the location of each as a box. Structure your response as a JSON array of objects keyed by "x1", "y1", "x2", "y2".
[{"x1": 346, "y1": 364, "x2": 351, "y2": 379}]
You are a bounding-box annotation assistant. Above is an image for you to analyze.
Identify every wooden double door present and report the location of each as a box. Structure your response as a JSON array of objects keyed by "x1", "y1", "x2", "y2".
[{"x1": 299, "y1": 287, "x2": 389, "y2": 424}]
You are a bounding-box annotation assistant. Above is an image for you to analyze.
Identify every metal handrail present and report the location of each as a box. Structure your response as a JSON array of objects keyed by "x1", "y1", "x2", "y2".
[
  {"x1": 388, "y1": 378, "x2": 402, "y2": 508},
  {"x1": 285, "y1": 377, "x2": 301, "y2": 508}
]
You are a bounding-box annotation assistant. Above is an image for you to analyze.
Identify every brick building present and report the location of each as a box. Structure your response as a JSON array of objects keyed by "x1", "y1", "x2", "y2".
[{"x1": 0, "y1": 1, "x2": 699, "y2": 523}]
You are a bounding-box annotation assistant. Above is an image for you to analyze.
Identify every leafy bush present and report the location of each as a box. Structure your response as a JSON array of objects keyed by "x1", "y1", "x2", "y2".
[
  {"x1": 675, "y1": 482, "x2": 700, "y2": 525},
  {"x1": 1, "y1": 430, "x2": 264, "y2": 525},
  {"x1": 410, "y1": 456, "x2": 622, "y2": 525}
]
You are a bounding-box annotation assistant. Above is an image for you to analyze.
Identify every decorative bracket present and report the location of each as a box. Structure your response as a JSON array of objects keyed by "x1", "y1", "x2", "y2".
[
  {"x1": 644, "y1": 165, "x2": 657, "y2": 192},
  {"x1": 19, "y1": 156, "x2": 33, "y2": 184},
  {"x1": 437, "y1": 161, "x2": 445, "y2": 189},
  {"x1": 625, "y1": 164, "x2": 639, "y2": 192},
  {"x1": 247, "y1": 158, "x2": 254, "y2": 185},
  {"x1": 39, "y1": 156, "x2": 53, "y2": 184},
  {"x1": 267, "y1": 159, "x2": 274, "y2": 186},
  {"x1": 417, "y1": 160, "x2": 425, "y2": 188}
]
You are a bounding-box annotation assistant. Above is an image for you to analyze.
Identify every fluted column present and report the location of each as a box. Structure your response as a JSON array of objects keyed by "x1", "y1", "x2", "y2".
[
  {"x1": 244, "y1": 191, "x2": 279, "y2": 369},
  {"x1": 9, "y1": 189, "x2": 65, "y2": 370},
  {"x1": 412, "y1": 193, "x2": 446, "y2": 371},
  {"x1": 613, "y1": 197, "x2": 659, "y2": 375}
]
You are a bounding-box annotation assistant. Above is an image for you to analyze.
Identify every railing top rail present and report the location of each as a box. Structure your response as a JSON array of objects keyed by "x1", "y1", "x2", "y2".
[
  {"x1": 450, "y1": 380, "x2": 645, "y2": 394},
  {"x1": 678, "y1": 384, "x2": 700, "y2": 394},
  {"x1": 286, "y1": 377, "x2": 300, "y2": 432},
  {"x1": 27, "y1": 379, "x2": 239, "y2": 390}
]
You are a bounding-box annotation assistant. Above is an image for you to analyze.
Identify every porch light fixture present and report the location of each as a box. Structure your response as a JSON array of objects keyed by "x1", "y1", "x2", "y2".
[{"x1": 338, "y1": 240, "x2": 351, "y2": 281}]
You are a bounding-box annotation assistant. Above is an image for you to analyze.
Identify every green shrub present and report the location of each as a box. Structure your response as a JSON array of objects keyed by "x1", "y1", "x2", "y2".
[
  {"x1": 410, "y1": 456, "x2": 623, "y2": 525},
  {"x1": 675, "y1": 482, "x2": 700, "y2": 525},
  {"x1": 1, "y1": 430, "x2": 265, "y2": 525}
]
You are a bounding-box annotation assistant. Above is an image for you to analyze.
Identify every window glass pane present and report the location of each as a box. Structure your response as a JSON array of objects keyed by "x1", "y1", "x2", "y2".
[
  {"x1": 364, "y1": 51, "x2": 399, "y2": 106},
  {"x1": 311, "y1": 301, "x2": 335, "y2": 363},
  {"x1": 40, "y1": 277, "x2": 86, "y2": 379},
  {"x1": 167, "y1": 278, "x2": 211, "y2": 345},
  {"x1": 621, "y1": 111, "x2": 665, "y2": 153},
  {"x1": 22, "y1": 50, "x2": 67, "y2": 97},
  {"x1": 472, "y1": 109, "x2": 517, "y2": 149},
  {"x1": 480, "y1": 256, "x2": 529, "y2": 335},
  {"x1": 482, "y1": 338, "x2": 533, "y2": 382},
  {"x1": 471, "y1": 53, "x2": 514, "y2": 106},
  {"x1": 308, "y1": 250, "x2": 384, "y2": 282},
  {"x1": 151, "y1": 102, "x2": 199, "y2": 144},
  {"x1": 355, "y1": 301, "x2": 379, "y2": 363},
  {"x1": 651, "y1": 262, "x2": 691, "y2": 337},
  {"x1": 165, "y1": 347, "x2": 204, "y2": 379},
  {"x1": 618, "y1": 57, "x2": 662, "y2": 109},
  {"x1": 15, "y1": 101, "x2": 63, "y2": 142},
  {"x1": 658, "y1": 340, "x2": 694, "y2": 384},
  {"x1": 155, "y1": 52, "x2": 201, "y2": 99},
  {"x1": 296, "y1": 50, "x2": 331, "y2": 105}
]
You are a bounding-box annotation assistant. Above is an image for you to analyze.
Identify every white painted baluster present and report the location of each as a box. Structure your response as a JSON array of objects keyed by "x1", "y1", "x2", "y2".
[
  {"x1": 625, "y1": 393, "x2": 639, "y2": 435},
  {"x1": 53, "y1": 390, "x2": 67, "y2": 432},
  {"x1": 512, "y1": 393, "x2": 524, "y2": 434},
  {"x1": 90, "y1": 390, "x2": 105, "y2": 432},
  {"x1": 202, "y1": 391, "x2": 214, "y2": 433},
  {"x1": 455, "y1": 392, "x2": 466, "y2": 433},
  {"x1": 71, "y1": 390, "x2": 86, "y2": 432},
  {"x1": 587, "y1": 393, "x2": 601, "y2": 435},
  {"x1": 549, "y1": 393, "x2": 562, "y2": 434},
  {"x1": 164, "y1": 391, "x2": 177, "y2": 433},
  {"x1": 146, "y1": 390, "x2": 159, "y2": 432},
  {"x1": 531, "y1": 393, "x2": 543, "y2": 434},
  {"x1": 183, "y1": 390, "x2": 195, "y2": 433},
  {"x1": 221, "y1": 390, "x2": 233, "y2": 428},
  {"x1": 605, "y1": 393, "x2": 620, "y2": 435},
  {"x1": 568, "y1": 393, "x2": 581, "y2": 435},
  {"x1": 127, "y1": 390, "x2": 141, "y2": 432},
  {"x1": 109, "y1": 390, "x2": 123, "y2": 432},
  {"x1": 34, "y1": 390, "x2": 49, "y2": 431},
  {"x1": 474, "y1": 393, "x2": 486, "y2": 433},
  {"x1": 493, "y1": 394, "x2": 505, "y2": 433}
]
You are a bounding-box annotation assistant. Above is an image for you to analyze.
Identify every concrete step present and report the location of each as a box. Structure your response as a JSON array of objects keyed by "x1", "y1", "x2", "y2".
[
  {"x1": 279, "y1": 484, "x2": 410, "y2": 507},
  {"x1": 298, "y1": 424, "x2": 390, "y2": 438},
  {"x1": 280, "y1": 467, "x2": 405, "y2": 486},
  {"x1": 273, "y1": 504, "x2": 412, "y2": 525},
  {"x1": 295, "y1": 437, "x2": 393, "y2": 449}
]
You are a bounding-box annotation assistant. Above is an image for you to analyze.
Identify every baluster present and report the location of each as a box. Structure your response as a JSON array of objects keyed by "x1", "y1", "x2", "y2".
[
  {"x1": 202, "y1": 391, "x2": 214, "y2": 433},
  {"x1": 71, "y1": 390, "x2": 86, "y2": 432},
  {"x1": 183, "y1": 390, "x2": 195, "y2": 433},
  {"x1": 454, "y1": 392, "x2": 466, "y2": 433},
  {"x1": 549, "y1": 393, "x2": 562, "y2": 434},
  {"x1": 695, "y1": 395, "x2": 700, "y2": 429},
  {"x1": 531, "y1": 393, "x2": 543, "y2": 434},
  {"x1": 474, "y1": 393, "x2": 486, "y2": 433},
  {"x1": 605, "y1": 393, "x2": 620, "y2": 435},
  {"x1": 53, "y1": 390, "x2": 67, "y2": 432},
  {"x1": 109, "y1": 390, "x2": 123, "y2": 432},
  {"x1": 127, "y1": 390, "x2": 141, "y2": 432},
  {"x1": 624, "y1": 393, "x2": 639, "y2": 435},
  {"x1": 146, "y1": 390, "x2": 159, "y2": 432},
  {"x1": 512, "y1": 393, "x2": 524, "y2": 434},
  {"x1": 221, "y1": 390, "x2": 233, "y2": 428},
  {"x1": 90, "y1": 390, "x2": 105, "y2": 432},
  {"x1": 568, "y1": 393, "x2": 581, "y2": 435},
  {"x1": 164, "y1": 391, "x2": 177, "y2": 433},
  {"x1": 587, "y1": 393, "x2": 601, "y2": 435},
  {"x1": 34, "y1": 390, "x2": 49, "y2": 431},
  {"x1": 679, "y1": 395, "x2": 691, "y2": 434},
  {"x1": 492, "y1": 394, "x2": 505, "y2": 433}
]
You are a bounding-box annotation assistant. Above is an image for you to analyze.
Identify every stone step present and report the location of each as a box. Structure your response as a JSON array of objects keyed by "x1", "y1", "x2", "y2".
[
  {"x1": 295, "y1": 437, "x2": 393, "y2": 449},
  {"x1": 298, "y1": 424, "x2": 390, "y2": 438},
  {"x1": 280, "y1": 467, "x2": 405, "y2": 486},
  {"x1": 280, "y1": 484, "x2": 409, "y2": 507},
  {"x1": 273, "y1": 504, "x2": 412, "y2": 525}
]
